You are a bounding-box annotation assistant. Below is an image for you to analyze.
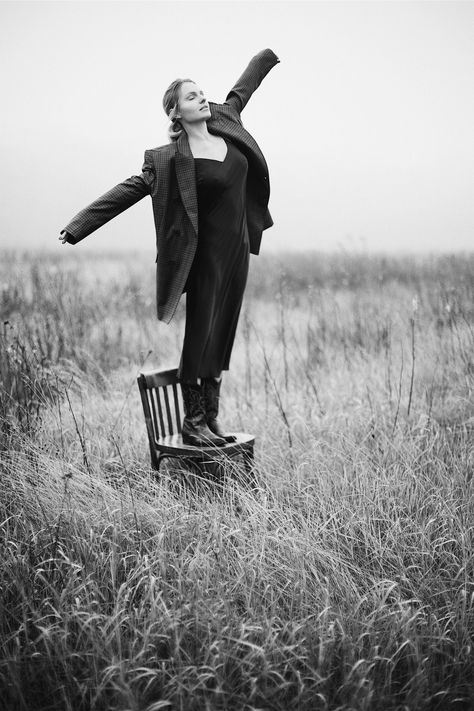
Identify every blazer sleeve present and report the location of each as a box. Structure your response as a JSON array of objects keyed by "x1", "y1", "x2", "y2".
[
  {"x1": 62, "y1": 150, "x2": 155, "y2": 244},
  {"x1": 224, "y1": 48, "x2": 280, "y2": 116}
]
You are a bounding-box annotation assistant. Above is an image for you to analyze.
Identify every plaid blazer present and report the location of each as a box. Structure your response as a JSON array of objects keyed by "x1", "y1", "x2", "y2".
[{"x1": 63, "y1": 48, "x2": 280, "y2": 323}]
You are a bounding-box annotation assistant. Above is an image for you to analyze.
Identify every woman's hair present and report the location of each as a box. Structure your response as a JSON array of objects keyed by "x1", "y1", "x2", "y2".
[{"x1": 162, "y1": 78, "x2": 194, "y2": 142}]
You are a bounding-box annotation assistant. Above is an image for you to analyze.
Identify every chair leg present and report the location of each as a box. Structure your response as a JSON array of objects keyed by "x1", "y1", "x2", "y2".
[
  {"x1": 148, "y1": 440, "x2": 161, "y2": 471},
  {"x1": 243, "y1": 445, "x2": 257, "y2": 487},
  {"x1": 148, "y1": 453, "x2": 163, "y2": 477},
  {"x1": 243, "y1": 443, "x2": 254, "y2": 470}
]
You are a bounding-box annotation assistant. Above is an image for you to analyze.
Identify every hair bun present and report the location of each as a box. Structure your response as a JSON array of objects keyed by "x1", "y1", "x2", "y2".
[{"x1": 168, "y1": 118, "x2": 183, "y2": 141}]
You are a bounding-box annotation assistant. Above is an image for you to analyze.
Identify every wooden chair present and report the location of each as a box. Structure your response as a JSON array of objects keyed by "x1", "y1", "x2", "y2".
[{"x1": 137, "y1": 368, "x2": 255, "y2": 480}]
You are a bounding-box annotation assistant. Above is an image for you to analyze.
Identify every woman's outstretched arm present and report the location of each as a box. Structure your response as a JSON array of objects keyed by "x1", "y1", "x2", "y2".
[
  {"x1": 224, "y1": 48, "x2": 280, "y2": 116},
  {"x1": 59, "y1": 151, "x2": 155, "y2": 245}
]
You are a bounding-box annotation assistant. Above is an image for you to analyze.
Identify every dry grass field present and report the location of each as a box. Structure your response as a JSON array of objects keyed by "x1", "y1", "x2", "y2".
[{"x1": 1, "y1": 249, "x2": 473, "y2": 710}]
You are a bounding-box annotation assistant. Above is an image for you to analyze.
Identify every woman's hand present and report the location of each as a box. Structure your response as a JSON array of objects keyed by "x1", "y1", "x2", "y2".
[{"x1": 59, "y1": 230, "x2": 71, "y2": 244}]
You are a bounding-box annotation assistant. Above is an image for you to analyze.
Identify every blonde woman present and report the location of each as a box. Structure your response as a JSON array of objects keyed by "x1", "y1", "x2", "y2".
[{"x1": 60, "y1": 49, "x2": 279, "y2": 446}]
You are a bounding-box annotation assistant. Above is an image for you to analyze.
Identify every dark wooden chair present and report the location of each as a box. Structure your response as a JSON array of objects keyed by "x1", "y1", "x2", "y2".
[{"x1": 137, "y1": 368, "x2": 255, "y2": 481}]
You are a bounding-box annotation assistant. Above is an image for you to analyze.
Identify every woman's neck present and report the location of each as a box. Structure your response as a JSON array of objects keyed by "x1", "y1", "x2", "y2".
[{"x1": 183, "y1": 121, "x2": 212, "y2": 143}]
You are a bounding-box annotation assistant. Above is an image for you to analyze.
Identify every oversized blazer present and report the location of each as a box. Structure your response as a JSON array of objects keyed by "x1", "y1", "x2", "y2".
[{"x1": 63, "y1": 48, "x2": 280, "y2": 323}]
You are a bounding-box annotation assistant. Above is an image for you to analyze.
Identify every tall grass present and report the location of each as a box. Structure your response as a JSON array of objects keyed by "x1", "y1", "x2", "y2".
[{"x1": 0, "y1": 249, "x2": 473, "y2": 710}]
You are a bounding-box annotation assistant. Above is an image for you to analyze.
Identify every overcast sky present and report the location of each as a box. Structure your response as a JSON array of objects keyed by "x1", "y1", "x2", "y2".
[{"x1": 1, "y1": 0, "x2": 473, "y2": 254}]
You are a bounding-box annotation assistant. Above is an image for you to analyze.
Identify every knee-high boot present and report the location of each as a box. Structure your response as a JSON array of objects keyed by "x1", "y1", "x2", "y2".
[
  {"x1": 180, "y1": 382, "x2": 226, "y2": 447},
  {"x1": 202, "y1": 377, "x2": 237, "y2": 443}
]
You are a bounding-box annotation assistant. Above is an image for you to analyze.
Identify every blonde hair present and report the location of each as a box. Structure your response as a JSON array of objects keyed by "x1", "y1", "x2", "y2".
[{"x1": 162, "y1": 78, "x2": 194, "y2": 142}]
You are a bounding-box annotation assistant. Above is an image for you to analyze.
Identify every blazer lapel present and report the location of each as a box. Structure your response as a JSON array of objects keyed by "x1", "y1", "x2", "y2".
[
  {"x1": 175, "y1": 133, "x2": 198, "y2": 235},
  {"x1": 208, "y1": 108, "x2": 268, "y2": 171}
]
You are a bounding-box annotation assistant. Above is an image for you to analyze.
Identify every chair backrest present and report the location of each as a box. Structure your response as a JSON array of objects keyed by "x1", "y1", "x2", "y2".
[{"x1": 137, "y1": 368, "x2": 182, "y2": 442}]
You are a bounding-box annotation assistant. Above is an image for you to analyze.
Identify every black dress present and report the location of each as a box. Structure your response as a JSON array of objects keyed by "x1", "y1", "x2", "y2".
[{"x1": 178, "y1": 140, "x2": 250, "y2": 382}]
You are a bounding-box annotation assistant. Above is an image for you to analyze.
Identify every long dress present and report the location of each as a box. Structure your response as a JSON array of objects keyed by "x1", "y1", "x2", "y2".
[{"x1": 178, "y1": 139, "x2": 250, "y2": 382}]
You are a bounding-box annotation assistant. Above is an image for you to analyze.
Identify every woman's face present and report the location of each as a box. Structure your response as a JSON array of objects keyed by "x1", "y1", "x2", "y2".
[{"x1": 176, "y1": 82, "x2": 211, "y2": 125}]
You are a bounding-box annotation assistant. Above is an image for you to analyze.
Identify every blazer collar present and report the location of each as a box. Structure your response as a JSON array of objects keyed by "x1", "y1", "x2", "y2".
[
  {"x1": 175, "y1": 130, "x2": 192, "y2": 157},
  {"x1": 174, "y1": 132, "x2": 198, "y2": 235}
]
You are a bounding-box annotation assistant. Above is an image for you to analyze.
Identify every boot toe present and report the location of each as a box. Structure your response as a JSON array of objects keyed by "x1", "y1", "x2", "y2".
[
  {"x1": 208, "y1": 419, "x2": 236, "y2": 443},
  {"x1": 182, "y1": 421, "x2": 226, "y2": 447}
]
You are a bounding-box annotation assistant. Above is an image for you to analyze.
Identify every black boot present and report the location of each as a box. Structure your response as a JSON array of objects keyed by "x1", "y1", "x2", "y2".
[
  {"x1": 202, "y1": 377, "x2": 237, "y2": 443},
  {"x1": 180, "y1": 382, "x2": 226, "y2": 447}
]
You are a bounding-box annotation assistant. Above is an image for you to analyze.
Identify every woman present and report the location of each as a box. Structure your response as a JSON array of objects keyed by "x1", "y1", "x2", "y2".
[{"x1": 59, "y1": 48, "x2": 279, "y2": 446}]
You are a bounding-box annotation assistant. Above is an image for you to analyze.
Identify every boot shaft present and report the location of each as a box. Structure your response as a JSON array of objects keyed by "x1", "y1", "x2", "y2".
[
  {"x1": 180, "y1": 382, "x2": 206, "y2": 420},
  {"x1": 202, "y1": 377, "x2": 221, "y2": 421},
  {"x1": 202, "y1": 378, "x2": 236, "y2": 443}
]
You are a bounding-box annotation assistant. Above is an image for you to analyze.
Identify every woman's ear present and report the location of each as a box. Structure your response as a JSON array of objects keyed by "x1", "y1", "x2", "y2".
[{"x1": 173, "y1": 102, "x2": 181, "y2": 120}]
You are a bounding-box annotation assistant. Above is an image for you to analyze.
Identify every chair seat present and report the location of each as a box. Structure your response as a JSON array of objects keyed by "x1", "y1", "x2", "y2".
[{"x1": 155, "y1": 432, "x2": 255, "y2": 457}]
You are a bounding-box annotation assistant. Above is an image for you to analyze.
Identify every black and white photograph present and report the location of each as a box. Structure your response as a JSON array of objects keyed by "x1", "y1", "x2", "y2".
[{"x1": 1, "y1": 1, "x2": 473, "y2": 709}]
